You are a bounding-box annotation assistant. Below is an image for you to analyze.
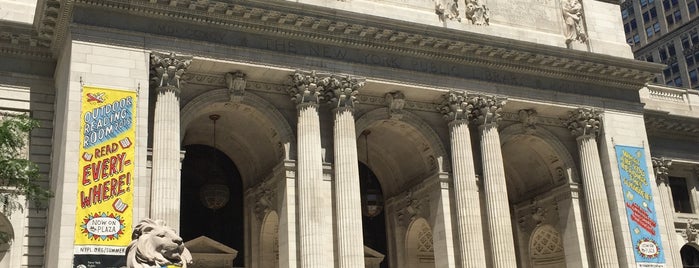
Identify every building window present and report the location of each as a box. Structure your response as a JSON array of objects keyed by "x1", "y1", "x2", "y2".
[
  {"x1": 664, "y1": 0, "x2": 671, "y2": 10},
  {"x1": 654, "y1": 22, "x2": 661, "y2": 33},
  {"x1": 683, "y1": 36, "x2": 691, "y2": 49},
  {"x1": 647, "y1": 27, "x2": 654, "y2": 37},
  {"x1": 690, "y1": 1, "x2": 698, "y2": 14},
  {"x1": 686, "y1": 54, "x2": 695, "y2": 66},
  {"x1": 634, "y1": 34, "x2": 641, "y2": 44},
  {"x1": 692, "y1": 31, "x2": 699, "y2": 44},
  {"x1": 642, "y1": 0, "x2": 648, "y2": 7},
  {"x1": 631, "y1": 19, "x2": 638, "y2": 30},
  {"x1": 660, "y1": 48, "x2": 668, "y2": 61},
  {"x1": 643, "y1": 11, "x2": 651, "y2": 22},
  {"x1": 669, "y1": 44, "x2": 676, "y2": 56},
  {"x1": 664, "y1": 67, "x2": 672, "y2": 78},
  {"x1": 690, "y1": 70, "x2": 698, "y2": 83},
  {"x1": 647, "y1": 54, "x2": 654, "y2": 62},
  {"x1": 670, "y1": 177, "x2": 692, "y2": 213},
  {"x1": 622, "y1": 9, "x2": 630, "y2": 19}
]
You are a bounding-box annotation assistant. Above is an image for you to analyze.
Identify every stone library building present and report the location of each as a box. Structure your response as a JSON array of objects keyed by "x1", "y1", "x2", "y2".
[{"x1": 0, "y1": 0, "x2": 698, "y2": 267}]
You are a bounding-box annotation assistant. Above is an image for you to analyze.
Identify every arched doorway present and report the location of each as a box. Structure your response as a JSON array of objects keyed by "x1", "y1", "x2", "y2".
[
  {"x1": 359, "y1": 161, "x2": 388, "y2": 268},
  {"x1": 682, "y1": 244, "x2": 699, "y2": 267},
  {"x1": 499, "y1": 124, "x2": 579, "y2": 268},
  {"x1": 405, "y1": 218, "x2": 434, "y2": 268},
  {"x1": 180, "y1": 144, "x2": 244, "y2": 266}
]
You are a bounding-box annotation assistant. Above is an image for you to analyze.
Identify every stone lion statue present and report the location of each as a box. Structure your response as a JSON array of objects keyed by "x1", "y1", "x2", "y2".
[{"x1": 126, "y1": 219, "x2": 192, "y2": 268}]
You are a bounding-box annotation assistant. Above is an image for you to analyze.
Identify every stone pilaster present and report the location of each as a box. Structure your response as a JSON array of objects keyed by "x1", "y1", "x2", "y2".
[
  {"x1": 652, "y1": 157, "x2": 682, "y2": 268},
  {"x1": 288, "y1": 71, "x2": 332, "y2": 268},
  {"x1": 438, "y1": 91, "x2": 487, "y2": 267},
  {"x1": 327, "y1": 74, "x2": 365, "y2": 268},
  {"x1": 149, "y1": 52, "x2": 191, "y2": 232},
  {"x1": 471, "y1": 94, "x2": 516, "y2": 268},
  {"x1": 564, "y1": 108, "x2": 619, "y2": 267}
]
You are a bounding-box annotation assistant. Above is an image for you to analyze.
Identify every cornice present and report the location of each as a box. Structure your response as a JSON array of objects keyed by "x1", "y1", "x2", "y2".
[
  {"x1": 0, "y1": 22, "x2": 53, "y2": 60},
  {"x1": 60, "y1": 0, "x2": 662, "y2": 90},
  {"x1": 645, "y1": 113, "x2": 699, "y2": 139}
]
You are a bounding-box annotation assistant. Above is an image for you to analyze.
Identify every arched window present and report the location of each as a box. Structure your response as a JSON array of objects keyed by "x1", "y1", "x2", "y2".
[{"x1": 681, "y1": 244, "x2": 699, "y2": 268}]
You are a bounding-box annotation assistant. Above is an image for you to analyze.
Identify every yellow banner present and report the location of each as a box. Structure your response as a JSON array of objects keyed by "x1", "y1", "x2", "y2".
[{"x1": 74, "y1": 86, "x2": 135, "y2": 256}]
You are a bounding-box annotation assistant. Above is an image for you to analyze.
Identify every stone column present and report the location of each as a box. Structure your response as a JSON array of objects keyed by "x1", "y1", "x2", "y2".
[
  {"x1": 438, "y1": 91, "x2": 487, "y2": 267},
  {"x1": 471, "y1": 94, "x2": 517, "y2": 268},
  {"x1": 564, "y1": 108, "x2": 619, "y2": 267},
  {"x1": 288, "y1": 71, "x2": 332, "y2": 267},
  {"x1": 653, "y1": 157, "x2": 682, "y2": 268},
  {"x1": 327, "y1": 75, "x2": 366, "y2": 268},
  {"x1": 149, "y1": 52, "x2": 191, "y2": 232}
]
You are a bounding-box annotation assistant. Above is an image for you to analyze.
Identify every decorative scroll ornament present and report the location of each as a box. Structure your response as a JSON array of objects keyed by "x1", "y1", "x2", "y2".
[
  {"x1": 564, "y1": 107, "x2": 601, "y2": 137},
  {"x1": 651, "y1": 157, "x2": 672, "y2": 185},
  {"x1": 468, "y1": 94, "x2": 506, "y2": 126},
  {"x1": 386, "y1": 91, "x2": 406, "y2": 120},
  {"x1": 253, "y1": 181, "x2": 276, "y2": 222},
  {"x1": 684, "y1": 220, "x2": 698, "y2": 243},
  {"x1": 435, "y1": 0, "x2": 461, "y2": 22},
  {"x1": 150, "y1": 52, "x2": 192, "y2": 91},
  {"x1": 562, "y1": 0, "x2": 588, "y2": 45},
  {"x1": 397, "y1": 191, "x2": 426, "y2": 228},
  {"x1": 225, "y1": 71, "x2": 247, "y2": 103},
  {"x1": 519, "y1": 109, "x2": 538, "y2": 133},
  {"x1": 325, "y1": 74, "x2": 364, "y2": 108},
  {"x1": 465, "y1": 0, "x2": 490, "y2": 25},
  {"x1": 289, "y1": 70, "x2": 326, "y2": 105},
  {"x1": 438, "y1": 90, "x2": 472, "y2": 122}
]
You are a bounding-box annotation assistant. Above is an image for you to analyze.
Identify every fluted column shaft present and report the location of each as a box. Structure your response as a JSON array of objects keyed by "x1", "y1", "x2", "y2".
[
  {"x1": 566, "y1": 108, "x2": 619, "y2": 267},
  {"x1": 449, "y1": 120, "x2": 487, "y2": 266},
  {"x1": 438, "y1": 91, "x2": 488, "y2": 266},
  {"x1": 149, "y1": 53, "x2": 190, "y2": 232},
  {"x1": 654, "y1": 157, "x2": 682, "y2": 268},
  {"x1": 296, "y1": 103, "x2": 327, "y2": 267},
  {"x1": 333, "y1": 107, "x2": 365, "y2": 268},
  {"x1": 577, "y1": 135, "x2": 619, "y2": 267},
  {"x1": 480, "y1": 123, "x2": 517, "y2": 268}
]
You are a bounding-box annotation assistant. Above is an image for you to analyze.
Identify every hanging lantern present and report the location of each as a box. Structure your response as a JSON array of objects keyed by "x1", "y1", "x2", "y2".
[
  {"x1": 200, "y1": 183, "x2": 230, "y2": 211},
  {"x1": 199, "y1": 114, "x2": 230, "y2": 211},
  {"x1": 360, "y1": 130, "x2": 384, "y2": 218}
]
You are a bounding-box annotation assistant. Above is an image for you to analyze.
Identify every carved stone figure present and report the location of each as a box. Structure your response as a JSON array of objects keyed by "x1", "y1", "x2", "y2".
[
  {"x1": 435, "y1": 0, "x2": 460, "y2": 22},
  {"x1": 464, "y1": 0, "x2": 489, "y2": 26},
  {"x1": 386, "y1": 91, "x2": 406, "y2": 120},
  {"x1": 684, "y1": 220, "x2": 698, "y2": 243},
  {"x1": 126, "y1": 219, "x2": 193, "y2": 268},
  {"x1": 518, "y1": 109, "x2": 538, "y2": 133},
  {"x1": 225, "y1": 71, "x2": 247, "y2": 102},
  {"x1": 562, "y1": 0, "x2": 587, "y2": 45}
]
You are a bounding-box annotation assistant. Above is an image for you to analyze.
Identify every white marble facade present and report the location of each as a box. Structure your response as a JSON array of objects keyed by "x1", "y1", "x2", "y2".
[{"x1": 1, "y1": 0, "x2": 698, "y2": 268}]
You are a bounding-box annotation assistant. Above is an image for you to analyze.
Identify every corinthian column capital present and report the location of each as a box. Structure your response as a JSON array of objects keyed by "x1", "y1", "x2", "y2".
[
  {"x1": 289, "y1": 70, "x2": 327, "y2": 106},
  {"x1": 150, "y1": 52, "x2": 192, "y2": 94},
  {"x1": 564, "y1": 108, "x2": 602, "y2": 138},
  {"x1": 439, "y1": 90, "x2": 472, "y2": 123},
  {"x1": 469, "y1": 94, "x2": 506, "y2": 126},
  {"x1": 652, "y1": 156, "x2": 673, "y2": 185},
  {"x1": 325, "y1": 74, "x2": 364, "y2": 109}
]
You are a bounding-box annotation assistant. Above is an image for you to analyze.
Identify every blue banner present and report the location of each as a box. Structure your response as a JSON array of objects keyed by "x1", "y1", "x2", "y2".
[{"x1": 615, "y1": 145, "x2": 665, "y2": 267}]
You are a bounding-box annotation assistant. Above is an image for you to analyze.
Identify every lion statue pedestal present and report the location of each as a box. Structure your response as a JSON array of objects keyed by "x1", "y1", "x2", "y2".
[{"x1": 125, "y1": 219, "x2": 193, "y2": 268}]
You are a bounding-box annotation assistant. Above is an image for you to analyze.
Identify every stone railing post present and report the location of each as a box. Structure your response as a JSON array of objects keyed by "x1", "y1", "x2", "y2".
[
  {"x1": 437, "y1": 90, "x2": 487, "y2": 267},
  {"x1": 564, "y1": 107, "x2": 619, "y2": 267},
  {"x1": 149, "y1": 52, "x2": 191, "y2": 233}
]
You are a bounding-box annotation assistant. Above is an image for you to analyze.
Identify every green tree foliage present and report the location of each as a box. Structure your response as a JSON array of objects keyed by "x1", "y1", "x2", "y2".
[{"x1": 0, "y1": 113, "x2": 53, "y2": 222}]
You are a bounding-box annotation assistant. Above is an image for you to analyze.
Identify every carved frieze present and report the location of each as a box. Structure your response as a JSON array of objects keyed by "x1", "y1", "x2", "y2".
[
  {"x1": 435, "y1": 0, "x2": 461, "y2": 22},
  {"x1": 564, "y1": 107, "x2": 601, "y2": 137},
  {"x1": 225, "y1": 71, "x2": 247, "y2": 102},
  {"x1": 651, "y1": 156, "x2": 672, "y2": 186},
  {"x1": 150, "y1": 52, "x2": 192, "y2": 92},
  {"x1": 386, "y1": 91, "x2": 407, "y2": 120}
]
